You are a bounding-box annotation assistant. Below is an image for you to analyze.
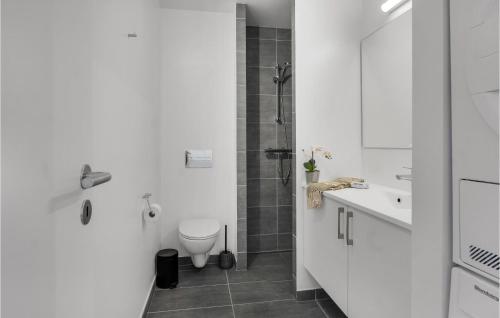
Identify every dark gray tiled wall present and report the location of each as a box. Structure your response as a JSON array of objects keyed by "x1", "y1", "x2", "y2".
[
  {"x1": 246, "y1": 26, "x2": 293, "y2": 253},
  {"x1": 236, "y1": 3, "x2": 247, "y2": 270}
]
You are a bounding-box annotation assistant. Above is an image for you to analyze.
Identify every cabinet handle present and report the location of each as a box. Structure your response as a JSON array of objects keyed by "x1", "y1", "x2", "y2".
[
  {"x1": 346, "y1": 211, "x2": 354, "y2": 246},
  {"x1": 338, "y1": 207, "x2": 345, "y2": 239}
]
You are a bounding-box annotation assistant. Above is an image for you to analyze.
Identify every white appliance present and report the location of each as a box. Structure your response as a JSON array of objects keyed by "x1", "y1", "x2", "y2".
[
  {"x1": 458, "y1": 180, "x2": 499, "y2": 280},
  {"x1": 449, "y1": 267, "x2": 499, "y2": 318},
  {"x1": 450, "y1": 0, "x2": 499, "y2": 316}
]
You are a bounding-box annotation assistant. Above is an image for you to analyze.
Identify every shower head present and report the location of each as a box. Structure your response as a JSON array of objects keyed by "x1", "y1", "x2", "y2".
[
  {"x1": 282, "y1": 62, "x2": 291, "y2": 70},
  {"x1": 283, "y1": 66, "x2": 291, "y2": 75},
  {"x1": 279, "y1": 62, "x2": 292, "y2": 85},
  {"x1": 275, "y1": 62, "x2": 292, "y2": 83}
]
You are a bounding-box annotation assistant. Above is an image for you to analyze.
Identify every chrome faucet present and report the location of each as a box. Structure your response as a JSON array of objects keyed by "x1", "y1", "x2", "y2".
[{"x1": 396, "y1": 167, "x2": 413, "y2": 181}]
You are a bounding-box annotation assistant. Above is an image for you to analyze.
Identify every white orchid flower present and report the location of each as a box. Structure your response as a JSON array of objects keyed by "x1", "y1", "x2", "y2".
[{"x1": 311, "y1": 145, "x2": 325, "y2": 153}]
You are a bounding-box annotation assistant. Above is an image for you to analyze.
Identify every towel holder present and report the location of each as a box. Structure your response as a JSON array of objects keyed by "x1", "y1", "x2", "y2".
[{"x1": 80, "y1": 164, "x2": 112, "y2": 189}]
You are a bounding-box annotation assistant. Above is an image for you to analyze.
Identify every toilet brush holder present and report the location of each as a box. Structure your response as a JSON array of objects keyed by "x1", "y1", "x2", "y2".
[
  {"x1": 219, "y1": 251, "x2": 234, "y2": 269},
  {"x1": 219, "y1": 225, "x2": 234, "y2": 269}
]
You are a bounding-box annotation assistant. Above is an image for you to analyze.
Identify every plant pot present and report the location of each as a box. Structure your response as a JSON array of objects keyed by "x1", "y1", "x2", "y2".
[{"x1": 305, "y1": 170, "x2": 320, "y2": 184}]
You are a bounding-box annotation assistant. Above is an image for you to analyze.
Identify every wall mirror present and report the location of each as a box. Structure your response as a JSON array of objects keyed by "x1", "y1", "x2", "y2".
[{"x1": 361, "y1": 11, "x2": 412, "y2": 149}]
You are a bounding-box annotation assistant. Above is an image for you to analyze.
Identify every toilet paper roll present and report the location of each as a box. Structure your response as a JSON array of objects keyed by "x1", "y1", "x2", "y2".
[{"x1": 143, "y1": 203, "x2": 162, "y2": 223}]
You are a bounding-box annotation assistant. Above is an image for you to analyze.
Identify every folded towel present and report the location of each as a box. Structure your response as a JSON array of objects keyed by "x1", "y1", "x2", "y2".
[{"x1": 307, "y1": 177, "x2": 365, "y2": 209}]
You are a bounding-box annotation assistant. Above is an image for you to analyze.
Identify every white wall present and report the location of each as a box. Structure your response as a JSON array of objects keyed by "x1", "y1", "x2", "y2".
[
  {"x1": 159, "y1": 6, "x2": 237, "y2": 257},
  {"x1": 361, "y1": 0, "x2": 413, "y2": 191},
  {"x1": 2, "y1": 1, "x2": 161, "y2": 317},
  {"x1": 0, "y1": 1, "x2": 2, "y2": 313},
  {"x1": 294, "y1": 0, "x2": 363, "y2": 291},
  {"x1": 362, "y1": 0, "x2": 412, "y2": 38},
  {"x1": 411, "y1": 0, "x2": 452, "y2": 317},
  {"x1": 2, "y1": 1, "x2": 55, "y2": 316}
]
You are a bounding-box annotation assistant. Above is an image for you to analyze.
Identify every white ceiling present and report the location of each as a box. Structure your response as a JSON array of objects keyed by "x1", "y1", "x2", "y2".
[
  {"x1": 160, "y1": 0, "x2": 235, "y2": 13},
  {"x1": 160, "y1": 0, "x2": 293, "y2": 29},
  {"x1": 240, "y1": 0, "x2": 292, "y2": 29}
]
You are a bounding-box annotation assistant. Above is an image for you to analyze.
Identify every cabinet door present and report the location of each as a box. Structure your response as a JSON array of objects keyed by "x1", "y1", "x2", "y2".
[
  {"x1": 304, "y1": 198, "x2": 348, "y2": 314},
  {"x1": 347, "y1": 209, "x2": 411, "y2": 318}
]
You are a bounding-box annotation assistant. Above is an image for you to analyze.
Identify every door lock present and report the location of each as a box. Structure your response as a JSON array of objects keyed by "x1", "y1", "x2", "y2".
[{"x1": 81, "y1": 200, "x2": 92, "y2": 225}]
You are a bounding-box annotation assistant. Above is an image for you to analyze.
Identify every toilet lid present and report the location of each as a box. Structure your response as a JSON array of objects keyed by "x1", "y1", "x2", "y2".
[{"x1": 179, "y1": 219, "x2": 220, "y2": 240}]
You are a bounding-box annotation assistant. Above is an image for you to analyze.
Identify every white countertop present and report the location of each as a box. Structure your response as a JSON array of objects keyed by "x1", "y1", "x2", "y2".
[{"x1": 320, "y1": 184, "x2": 412, "y2": 230}]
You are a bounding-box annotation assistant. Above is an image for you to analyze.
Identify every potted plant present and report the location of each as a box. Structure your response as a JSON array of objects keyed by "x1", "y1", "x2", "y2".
[{"x1": 303, "y1": 146, "x2": 333, "y2": 183}]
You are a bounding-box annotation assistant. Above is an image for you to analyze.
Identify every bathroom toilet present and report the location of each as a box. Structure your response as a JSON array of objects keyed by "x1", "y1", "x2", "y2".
[{"x1": 178, "y1": 219, "x2": 220, "y2": 268}]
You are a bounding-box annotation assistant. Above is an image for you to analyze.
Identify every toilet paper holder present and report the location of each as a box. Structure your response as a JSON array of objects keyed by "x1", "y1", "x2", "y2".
[{"x1": 143, "y1": 193, "x2": 156, "y2": 218}]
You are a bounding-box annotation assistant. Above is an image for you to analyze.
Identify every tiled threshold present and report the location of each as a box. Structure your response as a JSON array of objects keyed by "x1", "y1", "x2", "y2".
[{"x1": 144, "y1": 252, "x2": 345, "y2": 318}]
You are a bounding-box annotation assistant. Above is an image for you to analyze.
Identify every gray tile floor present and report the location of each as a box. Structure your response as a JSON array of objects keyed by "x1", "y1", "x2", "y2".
[{"x1": 146, "y1": 252, "x2": 344, "y2": 318}]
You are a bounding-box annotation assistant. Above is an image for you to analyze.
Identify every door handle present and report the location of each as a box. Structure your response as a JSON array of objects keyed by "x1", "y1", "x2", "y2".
[
  {"x1": 346, "y1": 211, "x2": 353, "y2": 246},
  {"x1": 338, "y1": 207, "x2": 345, "y2": 239}
]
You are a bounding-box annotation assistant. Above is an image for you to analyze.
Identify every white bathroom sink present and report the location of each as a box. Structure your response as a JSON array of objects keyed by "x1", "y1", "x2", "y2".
[
  {"x1": 323, "y1": 184, "x2": 412, "y2": 229},
  {"x1": 383, "y1": 189, "x2": 412, "y2": 210}
]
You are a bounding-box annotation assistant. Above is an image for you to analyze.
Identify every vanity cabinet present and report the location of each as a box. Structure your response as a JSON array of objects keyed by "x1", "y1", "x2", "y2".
[
  {"x1": 347, "y1": 208, "x2": 411, "y2": 318},
  {"x1": 304, "y1": 198, "x2": 349, "y2": 313},
  {"x1": 304, "y1": 197, "x2": 411, "y2": 318}
]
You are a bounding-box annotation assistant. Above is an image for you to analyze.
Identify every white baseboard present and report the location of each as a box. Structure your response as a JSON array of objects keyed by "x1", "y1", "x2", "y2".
[{"x1": 139, "y1": 275, "x2": 156, "y2": 318}]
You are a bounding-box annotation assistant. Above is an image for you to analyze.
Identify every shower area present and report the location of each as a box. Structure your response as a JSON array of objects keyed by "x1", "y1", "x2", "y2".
[{"x1": 236, "y1": 3, "x2": 296, "y2": 274}]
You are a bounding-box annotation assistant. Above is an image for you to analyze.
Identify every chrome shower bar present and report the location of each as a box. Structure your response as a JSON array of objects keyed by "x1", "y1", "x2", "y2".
[
  {"x1": 80, "y1": 164, "x2": 112, "y2": 189},
  {"x1": 273, "y1": 62, "x2": 292, "y2": 125}
]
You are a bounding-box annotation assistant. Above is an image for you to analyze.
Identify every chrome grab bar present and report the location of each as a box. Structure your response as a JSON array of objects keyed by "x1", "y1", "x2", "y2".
[
  {"x1": 346, "y1": 211, "x2": 354, "y2": 246},
  {"x1": 80, "y1": 164, "x2": 112, "y2": 189},
  {"x1": 338, "y1": 207, "x2": 345, "y2": 239}
]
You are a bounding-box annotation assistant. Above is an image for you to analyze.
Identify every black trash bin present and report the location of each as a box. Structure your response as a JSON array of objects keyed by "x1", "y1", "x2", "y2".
[{"x1": 156, "y1": 249, "x2": 178, "y2": 289}]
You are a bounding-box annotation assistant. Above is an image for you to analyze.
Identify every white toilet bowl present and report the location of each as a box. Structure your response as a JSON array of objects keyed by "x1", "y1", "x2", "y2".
[{"x1": 179, "y1": 219, "x2": 220, "y2": 268}]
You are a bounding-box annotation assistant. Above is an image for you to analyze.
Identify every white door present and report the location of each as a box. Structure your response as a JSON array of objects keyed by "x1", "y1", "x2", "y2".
[
  {"x1": 304, "y1": 198, "x2": 348, "y2": 314},
  {"x1": 347, "y1": 209, "x2": 411, "y2": 318}
]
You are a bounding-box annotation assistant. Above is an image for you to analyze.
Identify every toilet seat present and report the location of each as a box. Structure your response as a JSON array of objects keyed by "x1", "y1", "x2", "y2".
[{"x1": 179, "y1": 219, "x2": 220, "y2": 240}]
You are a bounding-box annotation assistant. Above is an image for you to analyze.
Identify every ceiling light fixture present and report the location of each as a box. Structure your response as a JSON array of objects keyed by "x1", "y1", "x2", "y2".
[{"x1": 380, "y1": 0, "x2": 407, "y2": 13}]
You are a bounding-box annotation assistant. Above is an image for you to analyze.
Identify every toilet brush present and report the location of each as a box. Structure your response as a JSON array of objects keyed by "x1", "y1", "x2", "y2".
[{"x1": 219, "y1": 225, "x2": 234, "y2": 269}]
